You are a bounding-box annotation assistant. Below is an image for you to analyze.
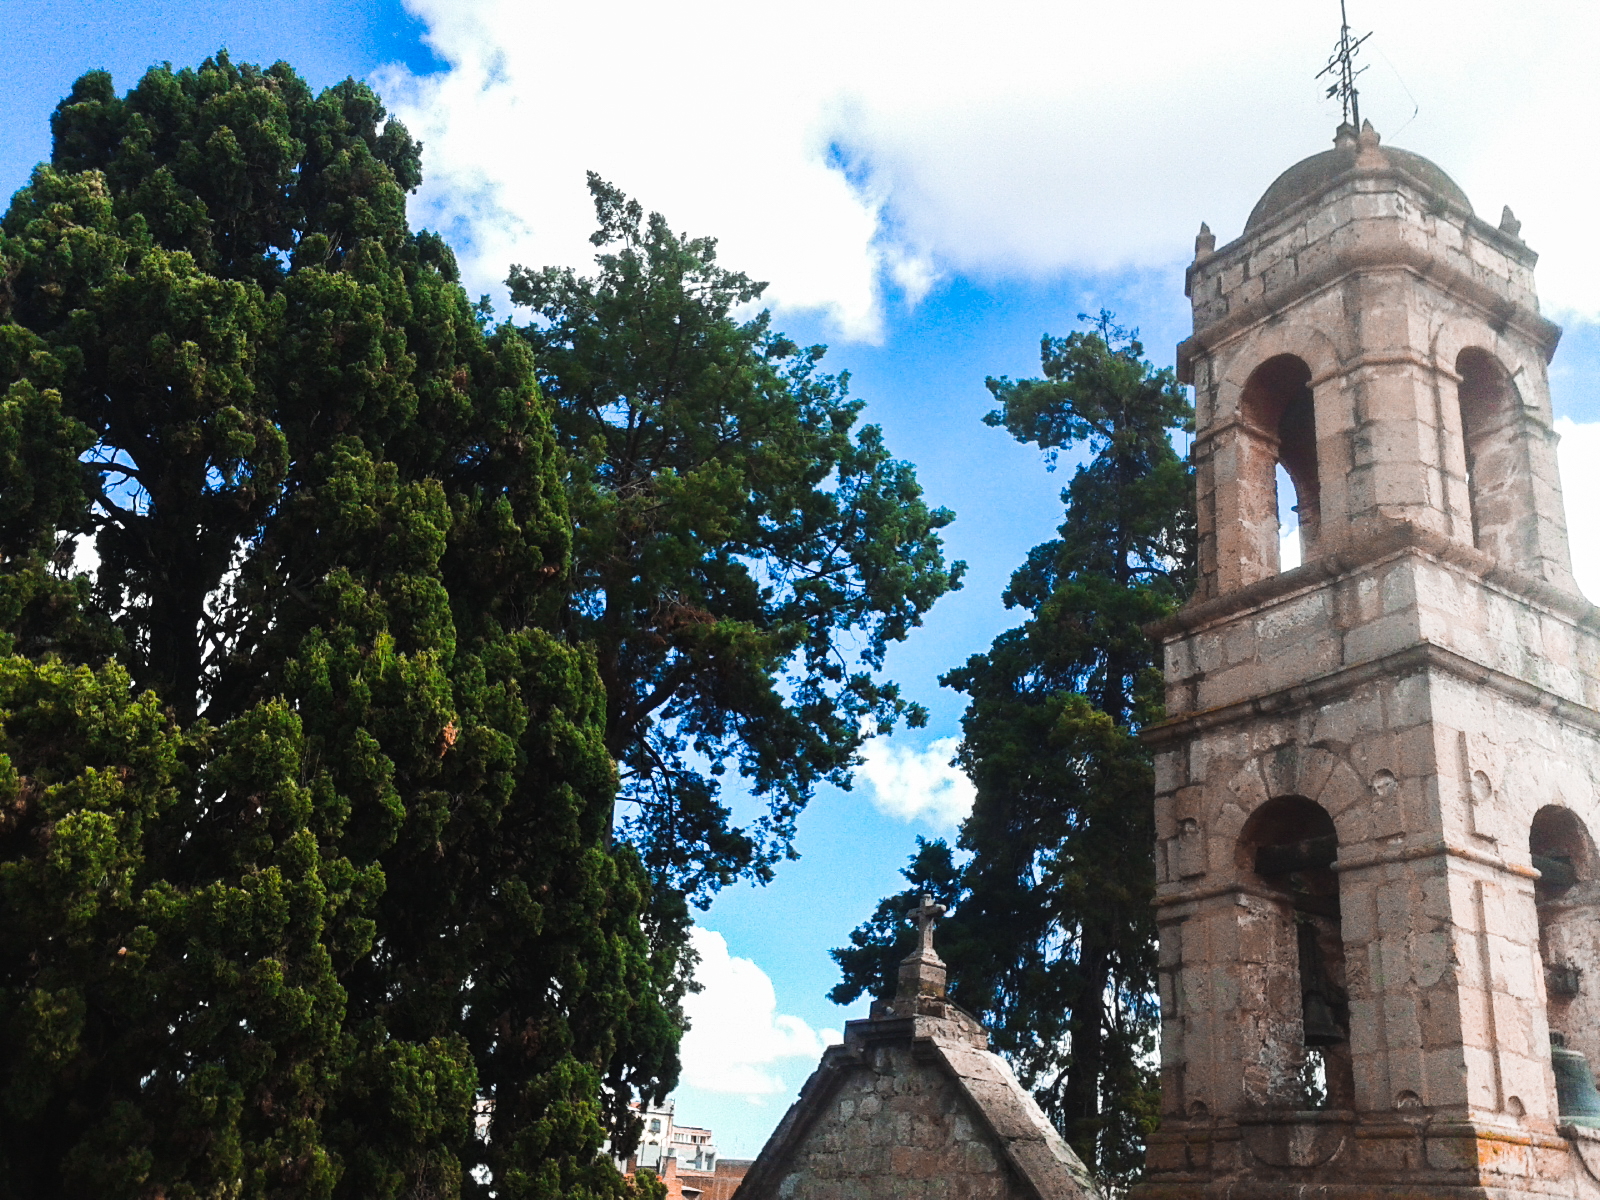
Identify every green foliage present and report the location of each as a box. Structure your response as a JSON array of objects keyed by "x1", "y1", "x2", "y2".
[
  {"x1": 0, "y1": 55, "x2": 668, "y2": 1199},
  {"x1": 508, "y1": 177, "x2": 964, "y2": 905},
  {"x1": 833, "y1": 313, "x2": 1194, "y2": 1192}
]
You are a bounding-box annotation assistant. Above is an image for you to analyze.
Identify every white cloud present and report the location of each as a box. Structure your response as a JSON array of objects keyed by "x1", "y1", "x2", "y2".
[
  {"x1": 1557, "y1": 419, "x2": 1600, "y2": 602},
  {"x1": 378, "y1": 1, "x2": 1600, "y2": 340},
  {"x1": 678, "y1": 929, "x2": 840, "y2": 1098},
  {"x1": 857, "y1": 734, "x2": 974, "y2": 827}
]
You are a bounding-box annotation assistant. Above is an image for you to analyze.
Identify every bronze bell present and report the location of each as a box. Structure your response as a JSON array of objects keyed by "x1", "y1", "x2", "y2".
[
  {"x1": 1302, "y1": 991, "x2": 1346, "y2": 1048},
  {"x1": 1551, "y1": 1035, "x2": 1600, "y2": 1128}
]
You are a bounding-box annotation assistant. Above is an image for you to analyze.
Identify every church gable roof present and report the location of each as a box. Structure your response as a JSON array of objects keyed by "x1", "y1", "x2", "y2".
[
  {"x1": 736, "y1": 900, "x2": 1101, "y2": 1200},
  {"x1": 927, "y1": 1037, "x2": 1103, "y2": 1200}
]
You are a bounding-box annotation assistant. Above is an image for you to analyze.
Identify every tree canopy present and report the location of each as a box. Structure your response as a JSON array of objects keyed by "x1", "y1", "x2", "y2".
[
  {"x1": 832, "y1": 314, "x2": 1194, "y2": 1191},
  {"x1": 508, "y1": 177, "x2": 963, "y2": 904},
  {"x1": 0, "y1": 55, "x2": 672, "y2": 1199}
]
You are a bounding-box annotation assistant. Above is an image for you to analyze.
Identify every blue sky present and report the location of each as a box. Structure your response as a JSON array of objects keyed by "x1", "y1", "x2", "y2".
[{"x1": 7, "y1": 0, "x2": 1600, "y2": 1159}]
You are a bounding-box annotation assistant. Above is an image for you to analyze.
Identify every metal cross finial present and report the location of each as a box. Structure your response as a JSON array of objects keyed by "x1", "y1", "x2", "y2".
[
  {"x1": 912, "y1": 893, "x2": 946, "y2": 955},
  {"x1": 1316, "y1": 0, "x2": 1371, "y2": 130}
]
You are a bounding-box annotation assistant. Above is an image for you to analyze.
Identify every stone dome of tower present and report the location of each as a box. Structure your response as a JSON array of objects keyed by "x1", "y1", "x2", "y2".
[{"x1": 1244, "y1": 121, "x2": 1473, "y2": 234}]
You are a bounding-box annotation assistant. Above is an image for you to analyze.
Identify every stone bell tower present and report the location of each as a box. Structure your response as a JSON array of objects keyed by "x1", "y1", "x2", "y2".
[{"x1": 1135, "y1": 120, "x2": 1600, "y2": 1199}]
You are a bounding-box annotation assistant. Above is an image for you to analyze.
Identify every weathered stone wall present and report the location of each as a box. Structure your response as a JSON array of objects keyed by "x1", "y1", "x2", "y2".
[
  {"x1": 1143, "y1": 536, "x2": 1600, "y2": 1195},
  {"x1": 767, "y1": 1044, "x2": 1024, "y2": 1200}
]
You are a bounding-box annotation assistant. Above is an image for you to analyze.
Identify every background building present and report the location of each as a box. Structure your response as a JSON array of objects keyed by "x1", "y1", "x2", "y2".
[{"x1": 618, "y1": 1101, "x2": 749, "y2": 1197}]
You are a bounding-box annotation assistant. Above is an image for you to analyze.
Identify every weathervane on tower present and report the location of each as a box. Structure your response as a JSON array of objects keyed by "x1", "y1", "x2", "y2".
[{"x1": 1316, "y1": 0, "x2": 1370, "y2": 129}]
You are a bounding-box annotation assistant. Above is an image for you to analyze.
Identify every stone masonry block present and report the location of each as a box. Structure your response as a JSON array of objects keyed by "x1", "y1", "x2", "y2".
[{"x1": 1153, "y1": 749, "x2": 1187, "y2": 798}]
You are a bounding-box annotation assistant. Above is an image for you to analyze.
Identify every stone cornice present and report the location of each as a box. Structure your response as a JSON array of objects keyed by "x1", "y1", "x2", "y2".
[
  {"x1": 1332, "y1": 835, "x2": 1541, "y2": 880},
  {"x1": 1177, "y1": 169, "x2": 1561, "y2": 384},
  {"x1": 1196, "y1": 162, "x2": 1537, "y2": 279},
  {"x1": 1180, "y1": 256, "x2": 1560, "y2": 385},
  {"x1": 1144, "y1": 639, "x2": 1600, "y2": 751},
  {"x1": 1147, "y1": 519, "x2": 1597, "y2": 642}
]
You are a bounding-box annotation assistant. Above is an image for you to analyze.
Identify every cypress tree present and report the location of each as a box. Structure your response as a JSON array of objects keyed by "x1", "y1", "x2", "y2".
[{"x1": 0, "y1": 55, "x2": 671, "y2": 1199}]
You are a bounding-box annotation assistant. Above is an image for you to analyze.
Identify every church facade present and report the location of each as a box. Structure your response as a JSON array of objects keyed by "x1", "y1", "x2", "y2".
[{"x1": 1136, "y1": 120, "x2": 1600, "y2": 1197}]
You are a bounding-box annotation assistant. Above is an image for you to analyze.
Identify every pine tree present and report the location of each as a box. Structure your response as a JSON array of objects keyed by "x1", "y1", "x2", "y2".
[
  {"x1": 508, "y1": 177, "x2": 963, "y2": 905},
  {"x1": 0, "y1": 55, "x2": 671, "y2": 1199},
  {"x1": 833, "y1": 313, "x2": 1193, "y2": 1190}
]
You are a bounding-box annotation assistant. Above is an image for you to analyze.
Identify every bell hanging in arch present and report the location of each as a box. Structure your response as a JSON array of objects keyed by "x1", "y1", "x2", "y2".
[
  {"x1": 1551, "y1": 1034, "x2": 1600, "y2": 1129},
  {"x1": 1302, "y1": 991, "x2": 1345, "y2": 1048}
]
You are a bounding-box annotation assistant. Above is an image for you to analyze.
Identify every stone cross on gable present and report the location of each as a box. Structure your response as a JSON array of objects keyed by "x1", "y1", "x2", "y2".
[
  {"x1": 912, "y1": 894, "x2": 946, "y2": 957},
  {"x1": 894, "y1": 893, "x2": 950, "y2": 1004}
]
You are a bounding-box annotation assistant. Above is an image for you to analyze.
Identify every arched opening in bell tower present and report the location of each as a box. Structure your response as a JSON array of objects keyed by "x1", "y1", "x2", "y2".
[
  {"x1": 1240, "y1": 355, "x2": 1319, "y2": 576},
  {"x1": 1457, "y1": 348, "x2": 1525, "y2": 563},
  {"x1": 1530, "y1": 806, "x2": 1600, "y2": 1079},
  {"x1": 1237, "y1": 795, "x2": 1354, "y2": 1110}
]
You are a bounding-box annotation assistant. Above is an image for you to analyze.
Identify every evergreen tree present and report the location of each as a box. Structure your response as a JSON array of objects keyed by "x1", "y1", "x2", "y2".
[
  {"x1": 832, "y1": 313, "x2": 1193, "y2": 1191},
  {"x1": 508, "y1": 179, "x2": 963, "y2": 904},
  {"x1": 0, "y1": 56, "x2": 670, "y2": 1199}
]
